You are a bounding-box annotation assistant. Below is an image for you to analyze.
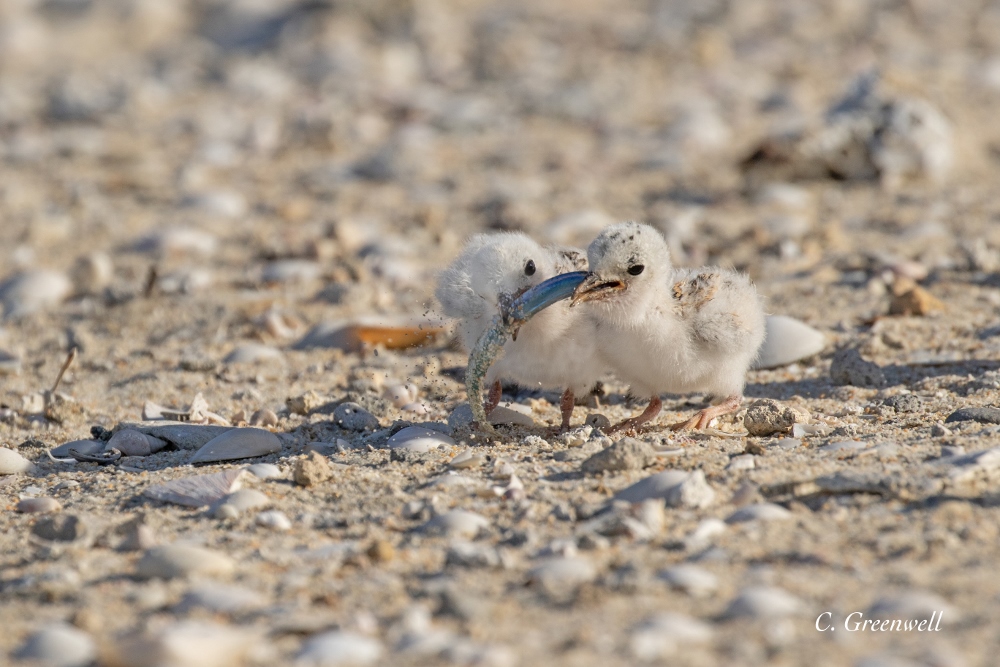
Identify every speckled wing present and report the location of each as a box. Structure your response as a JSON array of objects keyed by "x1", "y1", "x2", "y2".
[
  {"x1": 670, "y1": 268, "x2": 765, "y2": 349},
  {"x1": 548, "y1": 245, "x2": 588, "y2": 273}
]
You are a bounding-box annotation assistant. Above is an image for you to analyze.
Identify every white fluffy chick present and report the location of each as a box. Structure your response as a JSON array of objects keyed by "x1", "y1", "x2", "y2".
[
  {"x1": 571, "y1": 221, "x2": 766, "y2": 433},
  {"x1": 436, "y1": 232, "x2": 602, "y2": 430}
]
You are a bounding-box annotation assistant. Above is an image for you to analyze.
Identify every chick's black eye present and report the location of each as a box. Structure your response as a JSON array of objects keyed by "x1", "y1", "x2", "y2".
[
  {"x1": 627, "y1": 264, "x2": 644, "y2": 276},
  {"x1": 524, "y1": 259, "x2": 536, "y2": 276}
]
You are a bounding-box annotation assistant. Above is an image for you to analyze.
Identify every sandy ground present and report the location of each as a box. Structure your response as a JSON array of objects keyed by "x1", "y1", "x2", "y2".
[{"x1": 3, "y1": 1, "x2": 1000, "y2": 665}]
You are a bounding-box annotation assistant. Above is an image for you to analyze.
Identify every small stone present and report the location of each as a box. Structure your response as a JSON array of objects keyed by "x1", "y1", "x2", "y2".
[
  {"x1": 387, "y1": 426, "x2": 455, "y2": 453},
  {"x1": 743, "y1": 399, "x2": 809, "y2": 436},
  {"x1": 288, "y1": 390, "x2": 325, "y2": 415},
  {"x1": 296, "y1": 631, "x2": 383, "y2": 666},
  {"x1": 189, "y1": 427, "x2": 282, "y2": 464},
  {"x1": 725, "y1": 585, "x2": 805, "y2": 619},
  {"x1": 614, "y1": 470, "x2": 715, "y2": 508},
  {"x1": 774, "y1": 438, "x2": 802, "y2": 450},
  {"x1": 931, "y1": 423, "x2": 952, "y2": 437},
  {"x1": 753, "y1": 315, "x2": 826, "y2": 369},
  {"x1": 873, "y1": 442, "x2": 900, "y2": 460},
  {"x1": 334, "y1": 402, "x2": 380, "y2": 431},
  {"x1": 366, "y1": 539, "x2": 395, "y2": 563},
  {"x1": 106, "y1": 621, "x2": 254, "y2": 667},
  {"x1": 213, "y1": 489, "x2": 270, "y2": 518},
  {"x1": 581, "y1": 437, "x2": 656, "y2": 473},
  {"x1": 71, "y1": 252, "x2": 114, "y2": 295},
  {"x1": 249, "y1": 408, "x2": 279, "y2": 427},
  {"x1": 685, "y1": 518, "x2": 727, "y2": 550},
  {"x1": 116, "y1": 515, "x2": 156, "y2": 551},
  {"x1": 867, "y1": 591, "x2": 956, "y2": 623},
  {"x1": 0, "y1": 447, "x2": 32, "y2": 474},
  {"x1": 585, "y1": 413, "x2": 612, "y2": 430},
  {"x1": 830, "y1": 348, "x2": 886, "y2": 387},
  {"x1": 383, "y1": 383, "x2": 417, "y2": 408},
  {"x1": 294, "y1": 451, "x2": 332, "y2": 487},
  {"x1": 245, "y1": 463, "x2": 282, "y2": 480},
  {"x1": 135, "y1": 543, "x2": 235, "y2": 580},
  {"x1": 256, "y1": 510, "x2": 292, "y2": 531},
  {"x1": 726, "y1": 454, "x2": 756, "y2": 471},
  {"x1": 945, "y1": 407, "x2": 1000, "y2": 425},
  {"x1": 726, "y1": 503, "x2": 793, "y2": 523},
  {"x1": 659, "y1": 564, "x2": 719, "y2": 598},
  {"x1": 889, "y1": 283, "x2": 944, "y2": 316},
  {"x1": 422, "y1": 510, "x2": 490, "y2": 539},
  {"x1": 445, "y1": 541, "x2": 501, "y2": 568},
  {"x1": 223, "y1": 343, "x2": 285, "y2": 365},
  {"x1": 17, "y1": 497, "x2": 62, "y2": 514},
  {"x1": 32, "y1": 515, "x2": 90, "y2": 542},
  {"x1": 15, "y1": 623, "x2": 96, "y2": 667}
]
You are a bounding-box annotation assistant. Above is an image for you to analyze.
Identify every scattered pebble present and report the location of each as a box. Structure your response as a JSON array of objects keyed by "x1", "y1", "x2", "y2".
[
  {"x1": 287, "y1": 390, "x2": 325, "y2": 415},
  {"x1": 446, "y1": 541, "x2": 501, "y2": 568},
  {"x1": 820, "y1": 440, "x2": 869, "y2": 454},
  {"x1": 14, "y1": 623, "x2": 96, "y2": 667},
  {"x1": 658, "y1": 564, "x2": 719, "y2": 598},
  {"x1": 135, "y1": 543, "x2": 235, "y2": 580},
  {"x1": 256, "y1": 510, "x2": 292, "y2": 531},
  {"x1": 449, "y1": 449, "x2": 484, "y2": 469},
  {"x1": 726, "y1": 503, "x2": 793, "y2": 523},
  {"x1": 0, "y1": 447, "x2": 32, "y2": 474},
  {"x1": 944, "y1": 407, "x2": 1000, "y2": 425},
  {"x1": 528, "y1": 557, "x2": 597, "y2": 595},
  {"x1": 614, "y1": 470, "x2": 715, "y2": 509},
  {"x1": 334, "y1": 402, "x2": 380, "y2": 431},
  {"x1": 744, "y1": 399, "x2": 809, "y2": 437},
  {"x1": 726, "y1": 454, "x2": 756, "y2": 471},
  {"x1": 629, "y1": 612, "x2": 713, "y2": 660},
  {"x1": 774, "y1": 438, "x2": 802, "y2": 450},
  {"x1": 189, "y1": 427, "x2": 282, "y2": 464},
  {"x1": 448, "y1": 402, "x2": 535, "y2": 428},
  {"x1": 144, "y1": 469, "x2": 247, "y2": 508},
  {"x1": 223, "y1": 343, "x2": 285, "y2": 365},
  {"x1": 830, "y1": 348, "x2": 886, "y2": 387},
  {"x1": 0, "y1": 269, "x2": 72, "y2": 319},
  {"x1": 17, "y1": 497, "x2": 62, "y2": 514},
  {"x1": 725, "y1": 585, "x2": 805, "y2": 619},
  {"x1": 32, "y1": 515, "x2": 90, "y2": 543},
  {"x1": 213, "y1": 489, "x2": 270, "y2": 518},
  {"x1": 176, "y1": 583, "x2": 266, "y2": 614},
  {"x1": 296, "y1": 631, "x2": 383, "y2": 666},
  {"x1": 422, "y1": 510, "x2": 490, "y2": 539},
  {"x1": 883, "y1": 394, "x2": 921, "y2": 413},
  {"x1": 387, "y1": 426, "x2": 455, "y2": 452},
  {"x1": 753, "y1": 315, "x2": 826, "y2": 369},
  {"x1": 249, "y1": 408, "x2": 279, "y2": 427},
  {"x1": 262, "y1": 259, "x2": 321, "y2": 284},
  {"x1": 131, "y1": 227, "x2": 218, "y2": 258},
  {"x1": 106, "y1": 620, "x2": 254, "y2": 667},
  {"x1": 71, "y1": 252, "x2": 114, "y2": 295},
  {"x1": 581, "y1": 437, "x2": 656, "y2": 473},
  {"x1": 245, "y1": 463, "x2": 282, "y2": 480}
]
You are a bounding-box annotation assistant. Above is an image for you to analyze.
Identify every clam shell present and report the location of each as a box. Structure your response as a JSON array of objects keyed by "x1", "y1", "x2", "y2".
[
  {"x1": 189, "y1": 428, "x2": 282, "y2": 464},
  {"x1": 144, "y1": 469, "x2": 246, "y2": 508},
  {"x1": 0, "y1": 448, "x2": 32, "y2": 475}
]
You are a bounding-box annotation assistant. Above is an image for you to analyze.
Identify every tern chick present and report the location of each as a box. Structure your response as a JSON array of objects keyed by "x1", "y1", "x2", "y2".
[
  {"x1": 436, "y1": 232, "x2": 604, "y2": 430},
  {"x1": 571, "y1": 221, "x2": 766, "y2": 433}
]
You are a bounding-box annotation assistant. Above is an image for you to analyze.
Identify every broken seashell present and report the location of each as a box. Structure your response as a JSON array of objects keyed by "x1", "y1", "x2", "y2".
[{"x1": 143, "y1": 469, "x2": 246, "y2": 507}]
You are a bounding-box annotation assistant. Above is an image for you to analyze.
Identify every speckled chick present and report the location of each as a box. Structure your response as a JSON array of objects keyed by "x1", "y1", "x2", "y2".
[
  {"x1": 572, "y1": 221, "x2": 766, "y2": 433},
  {"x1": 436, "y1": 232, "x2": 604, "y2": 430}
]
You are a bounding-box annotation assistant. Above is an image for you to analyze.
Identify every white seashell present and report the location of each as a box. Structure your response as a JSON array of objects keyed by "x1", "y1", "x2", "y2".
[
  {"x1": 726, "y1": 454, "x2": 756, "y2": 471},
  {"x1": 387, "y1": 426, "x2": 455, "y2": 453},
  {"x1": 15, "y1": 623, "x2": 96, "y2": 667},
  {"x1": 144, "y1": 469, "x2": 246, "y2": 507},
  {"x1": 753, "y1": 315, "x2": 826, "y2": 370},
  {"x1": 726, "y1": 502, "x2": 793, "y2": 523},
  {"x1": 383, "y1": 384, "x2": 416, "y2": 408},
  {"x1": 449, "y1": 450, "x2": 484, "y2": 469},
  {"x1": 135, "y1": 544, "x2": 235, "y2": 580},
  {"x1": 245, "y1": 463, "x2": 281, "y2": 480},
  {"x1": 0, "y1": 447, "x2": 32, "y2": 475},
  {"x1": 16, "y1": 497, "x2": 62, "y2": 514},
  {"x1": 223, "y1": 343, "x2": 284, "y2": 365},
  {"x1": 213, "y1": 489, "x2": 270, "y2": 518},
  {"x1": 189, "y1": 428, "x2": 282, "y2": 464},
  {"x1": 422, "y1": 510, "x2": 489, "y2": 539},
  {"x1": 614, "y1": 470, "x2": 715, "y2": 508},
  {"x1": 0, "y1": 269, "x2": 72, "y2": 319},
  {"x1": 255, "y1": 510, "x2": 292, "y2": 531},
  {"x1": 725, "y1": 586, "x2": 805, "y2": 619},
  {"x1": 296, "y1": 631, "x2": 383, "y2": 666}
]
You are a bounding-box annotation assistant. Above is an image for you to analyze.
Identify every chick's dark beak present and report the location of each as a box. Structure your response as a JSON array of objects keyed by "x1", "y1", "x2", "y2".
[{"x1": 570, "y1": 272, "x2": 625, "y2": 306}]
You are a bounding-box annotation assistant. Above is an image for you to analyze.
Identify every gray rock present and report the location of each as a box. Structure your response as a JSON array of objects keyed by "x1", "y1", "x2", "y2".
[
  {"x1": 50, "y1": 439, "x2": 104, "y2": 458},
  {"x1": 725, "y1": 585, "x2": 805, "y2": 619},
  {"x1": 15, "y1": 624, "x2": 96, "y2": 667},
  {"x1": 743, "y1": 399, "x2": 808, "y2": 436},
  {"x1": 144, "y1": 469, "x2": 247, "y2": 508},
  {"x1": 883, "y1": 394, "x2": 921, "y2": 413},
  {"x1": 296, "y1": 631, "x2": 384, "y2": 666},
  {"x1": 422, "y1": 510, "x2": 490, "y2": 539},
  {"x1": 387, "y1": 426, "x2": 455, "y2": 452},
  {"x1": 614, "y1": 470, "x2": 715, "y2": 508},
  {"x1": 17, "y1": 497, "x2": 62, "y2": 514},
  {"x1": 945, "y1": 407, "x2": 1000, "y2": 425},
  {"x1": 121, "y1": 423, "x2": 232, "y2": 450},
  {"x1": 830, "y1": 348, "x2": 886, "y2": 387},
  {"x1": 334, "y1": 402, "x2": 380, "y2": 431},
  {"x1": 753, "y1": 315, "x2": 826, "y2": 370},
  {"x1": 135, "y1": 543, "x2": 235, "y2": 580},
  {"x1": 580, "y1": 437, "x2": 656, "y2": 473},
  {"x1": 726, "y1": 503, "x2": 793, "y2": 523},
  {"x1": 0, "y1": 447, "x2": 32, "y2": 474},
  {"x1": 190, "y1": 427, "x2": 281, "y2": 464}
]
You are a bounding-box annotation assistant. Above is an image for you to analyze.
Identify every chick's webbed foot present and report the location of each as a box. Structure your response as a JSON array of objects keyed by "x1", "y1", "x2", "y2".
[
  {"x1": 669, "y1": 394, "x2": 743, "y2": 431},
  {"x1": 607, "y1": 396, "x2": 663, "y2": 436}
]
